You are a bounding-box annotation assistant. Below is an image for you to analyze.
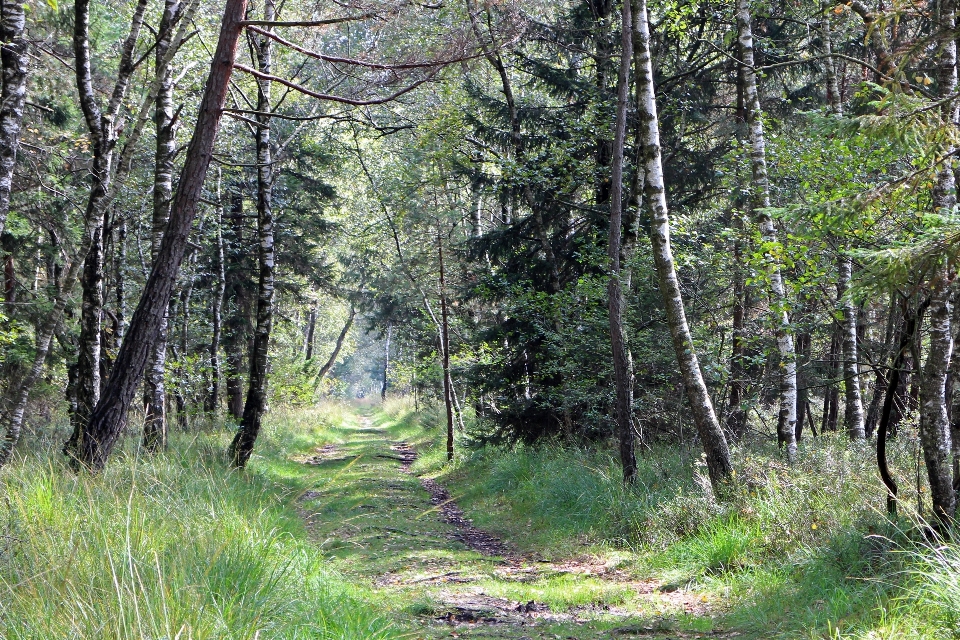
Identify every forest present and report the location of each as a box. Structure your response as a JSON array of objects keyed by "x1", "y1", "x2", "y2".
[{"x1": 0, "y1": 0, "x2": 958, "y2": 636}]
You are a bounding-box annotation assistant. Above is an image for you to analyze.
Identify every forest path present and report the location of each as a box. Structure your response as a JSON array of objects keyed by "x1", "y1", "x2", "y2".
[{"x1": 294, "y1": 406, "x2": 730, "y2": 639}]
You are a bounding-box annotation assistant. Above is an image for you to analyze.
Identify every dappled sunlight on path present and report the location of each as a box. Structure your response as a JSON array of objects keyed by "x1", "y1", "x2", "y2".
[{"x1": 292, "y1": 405, "x2": 735, "y2": 639}]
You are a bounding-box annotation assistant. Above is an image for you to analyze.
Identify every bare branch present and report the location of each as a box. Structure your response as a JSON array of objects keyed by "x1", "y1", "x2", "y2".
[
  {"x1": 234, "y1": 63, "x2": 437, "y2": 105},
  {"x1": 240, "y1": 14, "x2": 376, "y2": 27}
]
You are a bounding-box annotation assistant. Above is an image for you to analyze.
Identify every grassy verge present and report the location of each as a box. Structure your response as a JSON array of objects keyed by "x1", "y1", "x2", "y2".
[
  {"x1": 0, "y1": 404, "x2": 393, "y2": 640},
  {"x1": 381, "y1": 398, "x2": 958, "y2": 639}
]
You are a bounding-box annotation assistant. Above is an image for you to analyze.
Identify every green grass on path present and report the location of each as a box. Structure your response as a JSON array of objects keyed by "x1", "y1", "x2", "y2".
[
  {"x1": 0, "y1": 407, "x2": 392, "y2": 640},
  {"x1": 4, "y1": 400, "x2": 956, "y2": 640}
]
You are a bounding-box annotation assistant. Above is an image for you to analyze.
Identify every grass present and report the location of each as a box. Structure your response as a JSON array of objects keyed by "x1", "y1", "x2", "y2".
[
  {"x1": 0, "y1": 404, "x2": 394, "y2": 640},
  {"x1": 477, "y1": 573, "x2": 634, "y2": 611},
  {"x1": 5, "y1": 397, "x2": 957, "y2": 639},
  {"x1": 380, "y1": 398, "x2": 959, "y2": 639}
]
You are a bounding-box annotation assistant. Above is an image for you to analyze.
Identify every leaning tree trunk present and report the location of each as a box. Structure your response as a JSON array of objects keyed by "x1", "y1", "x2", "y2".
[
  {"x1": 878, "y1": 299, "x2": 927, "y2": 516},
  {"x1": 607, "y1": 0, "x2": 637, "y2": 483},
  {"x1": 69, "y1": 0, "x2": 150, "y2": 449},
  {"x1": 0, "y1": 0, "x2": 28, "y2": 238},
  {"x1": 736, "y1": 0, "x2": 797, "y2": 460},
  {"x1": 72, "y1": 0, "x2": 248, "y2": 470},
  {"x1": 231, "y1": 4, "x2": 275, "y2": 468},
  {"x1": 317, "y1": 306, "x2": 355, "y2": 380},
  {"x1": 634, "y1": 0, "x2": 733, "y2": 492},
  {"x1": 2, "y1": 0, "x2": 195, "y2": 467},
  {"x1": 143, "y1": 0, "x2": 180, "y2": 451},
  {"x1": 837, "y1": 255, "x2": 866, "y2": 439}
]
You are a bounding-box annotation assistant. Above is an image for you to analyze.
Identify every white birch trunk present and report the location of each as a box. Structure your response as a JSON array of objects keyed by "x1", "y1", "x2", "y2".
[
  {"x1": 634, "y1": 0, "x2": 733, "y2": 491},
  {"x1": 736, "y1": 0, "x2": 797, "y2": 460}
]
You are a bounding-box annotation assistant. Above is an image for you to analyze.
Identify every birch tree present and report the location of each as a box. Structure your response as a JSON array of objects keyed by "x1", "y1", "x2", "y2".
[
  {"x1": 735, "y1": 0, "x2": 798, "y2": 459},
  {"x1": 634, "y1": 0, "x2": 733, "y2": 492}
]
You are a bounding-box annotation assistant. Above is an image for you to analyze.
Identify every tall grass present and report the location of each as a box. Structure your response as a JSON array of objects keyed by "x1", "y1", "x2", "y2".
[
  {"x1": 386, "y1": 396, "x2": 953, "y2": 637},
  {"x1": 0, "y1": 409, "x2": 394, "y2": 640}
]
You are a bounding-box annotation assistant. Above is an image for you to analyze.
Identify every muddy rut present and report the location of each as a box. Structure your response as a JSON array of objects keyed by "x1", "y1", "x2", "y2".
[{"x1": 295, "y1": 411, "x2": 734, "y2": 639}]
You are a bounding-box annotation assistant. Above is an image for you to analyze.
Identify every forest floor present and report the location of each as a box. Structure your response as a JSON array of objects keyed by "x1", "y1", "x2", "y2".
[{"x1": 293, "y1": 404, "x2": 738, "y2": 639}]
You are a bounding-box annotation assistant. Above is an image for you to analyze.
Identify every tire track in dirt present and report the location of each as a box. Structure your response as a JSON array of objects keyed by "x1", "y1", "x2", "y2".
[
  {"x1": 297, "y1": 411, "x2": 734, "y2": 638},
  {"x1": 390, "y1": 442, "x2": 514, "y2": 559}
]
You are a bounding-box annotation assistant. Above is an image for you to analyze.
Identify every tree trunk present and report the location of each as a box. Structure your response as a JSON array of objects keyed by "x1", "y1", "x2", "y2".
[
  {"x1": 822, "y1": 325, "x2": 841, "y2": 433},
  {"x1": 0, "y1": 0, "x2": 195, "y2": 466},
  {"x1": 438, "y1": 231, "x2": 455, "y2": 461},
  {"x1": 174, "y1": 272, "x2": 194, "y2": 431},
  {"x1": 866, "y1": 294, "x2": 898, "y2": 437},
  {"x1": 726, "y1": 231, "x2": 749, "y2": 439},
  {"x1": 115, "y1": 219, "x2": 127, "y2": 342},
  {"x1": 634, "y1": 0, "x2": 732, "y2": 492},
  {"x1": 608, "y1": 0, "x2": 636, "y2": 483},
  {"x1": 795, "y1": 331, "x2": 812, "y2": 441},
  {"x1": 876, "y1": 300, "x2": 926, "y2": 516},
  {"x1": 223, "y1": 187, "x2": 250, "y2": 422},
  {"x1": 70, "y1": 0, "x2": 150, "y2": 447},
  {"x1": 382, "y1": 321, "x2": 391, "y2": 400},
  {"x1": 70, "y1": 0, "x2": 248, "y2": 469},
  {"x1": 204, "y1": 176, "x2": 225, "y2": 413},
  {"x1": 736, "y1": 0, "x2": 797, "y2": 460},
  {"x1": 838, "y1": 255, "x2": 866, "y2": 439},
  {"x1": 0, "y1": 0, "x2": 28, "y2": 238},
  {"x1": 920, "y1": 281, "x2": 956, "y2": 525},
  {"x1": 317, "y1": 306, "x2": 355, "y2": 380},
  {"x1": 231, "y1": 5, "x2": 275, "y2": 468},
  {"x1": 916, "y1": 0, "x2": 958, "y2": 527},
  {"x1": 143, "y1": 0, "x2": 180, "y2": 451},
  {"x1": 304, "y1": 305, "x2": 316, "y2": 359},
  {"x1": 823, "y1": 15, "x2": 842, "y2": 115}
]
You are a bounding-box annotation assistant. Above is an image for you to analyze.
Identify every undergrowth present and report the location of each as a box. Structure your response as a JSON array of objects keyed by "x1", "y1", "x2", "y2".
[
  {"x1": 379, "y1": 398, "x2": 959, "y2": 639},
  {"x1": 0, "y1": 403, "x2": 393, "y2": 640}
]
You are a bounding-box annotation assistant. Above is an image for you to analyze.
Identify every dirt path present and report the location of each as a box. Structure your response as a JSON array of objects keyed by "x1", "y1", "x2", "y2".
[{"x1": 294, "y1": 409, "x2": 733, "y2": 639}]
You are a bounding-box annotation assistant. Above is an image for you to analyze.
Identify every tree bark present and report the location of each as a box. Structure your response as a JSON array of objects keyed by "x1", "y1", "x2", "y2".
[
  {"x1": 382, "y1": 321, "x2": 392, "y2": 400},
  {"x1": 70, "y1": 0, "x2": 248, "y2": 469},
  {"x1": 795, "y1": 330, "x2": 812, "y2": 441},
  {"x1": 70, "y1": 0, "x2": 150, "y2": 447},
  {"x1": 866, "y1": 294, "x2": 898, "y2": 437},
  {"x1": 634, "y1": 0, "x2": 732, "y2": 492},
  {"x1": 173, "y1": 267, "x2": 195, "y2": 431},
  {"x1": 438, "y1": 231, "x2": 455, "y2": 461},
  {"x1": 823, "y1": 15, "x2": 842, "y2": 114},
  {"x1": 223, "y1": 187, "x2": 250, "y2": 422},
  {"x1": 837, "y1": 255, "x2": 866, "y2": 439},
  {"x1": 0, "y1": 0, "x2": 28, "y2": 238},
  {"x1": 726, "y1": 229, "x2": 749, "y2": 439},
  {"x1": 304, "y1": 305, "x2": 317, "y2": 360},
  {"x1": 878, "y1": 299, "x2": 927, "y2": 515},
  {"x1": 736, "y1": 0, "x2": 797, "y2": 460},
  {"x1": 821, "y1": 324, "x2": 841, "y2": 432},
  {"x1": 143, "y1": 0, "x2": 181, "y2": 451},
  {"x1": 204, "y1": 176, "x2": 226, "y2": 414},
  {"x1": 916, "y1": 0, "x2": 958, "y2": 527},
  {"x1": 317, "y1": 306, "x2": 355, "y2": 380},
  {"x1": 231, "y1": 3, "x2": 275, "y2": 468},
  {"x1": 920, "y1": 281, "x2": 956, "y2": 525},
  {"x1": 0, "y1": 0, "x2": 197, "y2": 466},
  {"x1": 608, "y1": 0, "x2": 636, "y2": 483}
]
